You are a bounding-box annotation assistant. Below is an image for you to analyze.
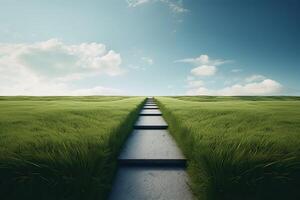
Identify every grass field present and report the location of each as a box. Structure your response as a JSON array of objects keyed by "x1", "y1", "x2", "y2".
[
  {"x1": 0, "y1": 96, "x2": 144, "y2": 200},
  {"x1": 156, "y1": 96, "x2": 300, "y2": 200}
]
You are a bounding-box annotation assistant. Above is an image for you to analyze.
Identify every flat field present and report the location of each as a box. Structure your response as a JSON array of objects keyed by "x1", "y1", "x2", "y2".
[
  {"x1": 0, "y1": 96, "x2": 143, "y2": 200},
  {"x1": 157, "y1": 96, "x2": 300, "y2": 200}
]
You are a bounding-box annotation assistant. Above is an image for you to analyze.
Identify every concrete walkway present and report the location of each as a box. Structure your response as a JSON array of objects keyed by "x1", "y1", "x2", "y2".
[{"x1": 109, "y1": 97, "x2": 193, "y2": 200}]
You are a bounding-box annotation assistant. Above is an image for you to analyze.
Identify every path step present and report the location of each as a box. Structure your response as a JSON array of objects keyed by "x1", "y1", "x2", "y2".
[
  {"x1": 118, "y1": 130, "x2": 186, "y2": 166},
  {"x1": 109, "y1": 166, "x2": 193, "y2": 200},
  {"x1": 144, "y1": 104, "x2": 157, "y2": 107},
  {"x1": 109, "y1": 97, "x2": 193, "y2": 200},
  {"x1": 144, "y1": 103, "x2": 157, "y2": 106},
  {"x1": 134, "y1": 116, "x2": 168, "y2": 129},
  {"x1": 145, "y1": 101, "x2": 155, "y2": 104},
  {"x1": 140, "y1": 109, "x2": 162, "y2": 116},
  {"x1": 143, "y1": 105, "x2": 159, "y2": 109},
  {"x1": 145, "y1": 103, "x2": 156, "y2": 106}
]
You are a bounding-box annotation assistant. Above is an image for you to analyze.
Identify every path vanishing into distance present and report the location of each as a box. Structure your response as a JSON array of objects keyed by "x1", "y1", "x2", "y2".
[{"x1": 109, "y1": 97, "x2": 193, "y2": 200}]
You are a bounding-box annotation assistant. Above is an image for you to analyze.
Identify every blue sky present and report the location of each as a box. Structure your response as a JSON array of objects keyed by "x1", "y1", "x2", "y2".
[{"x1": 0, "y1": 0, "x2": 299, "y2": 96}]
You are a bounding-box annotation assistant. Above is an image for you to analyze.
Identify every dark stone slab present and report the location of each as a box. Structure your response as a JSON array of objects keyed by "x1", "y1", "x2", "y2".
[
  {"x1": 119, "y1": 130, "x2": 185, "y2": 162},
  {"x1": 145, "y1": 100, "x2": 155, "y2": 103},
  {"x1": 109, "y1": 166, "x2": 193, "y2": 200},
  {"x1": 109, "y1": 100, "x2": 193, "y2": 199},
  {"x1": 145, "y1": 101, "x2": 156, "y2": 104},
  {"x1": 140, "y1": 109, "x2": 161, "y2": 116},
  {"x1": 134, "y1": 116, "x2": 168, "y2": 129},
  {"x1": 145, "y1": 101, "x2": 155, "y2": 104}
]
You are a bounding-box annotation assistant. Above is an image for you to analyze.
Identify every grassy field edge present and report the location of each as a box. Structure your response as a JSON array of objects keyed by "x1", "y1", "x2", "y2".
[
  {"x1": 156, "y1": 97, "x2": 300, "y2": 200},
  {"x1": 101, "y1": 98, "x2": 145, "y2": 199},
  {"x1": 155, "y1": 99, "x2": 204, "y2": 199},
  {"x1": 0, "y1": 97, "x2": 145, "y2": 200}
]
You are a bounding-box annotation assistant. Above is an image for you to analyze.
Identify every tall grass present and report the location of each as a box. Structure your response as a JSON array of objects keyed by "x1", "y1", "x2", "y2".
[
  {"x1": 157, "y1": 97, "x2": 300, "y2": 200},
  {"x1": 0, "y1": 97, "x2": 144, "y2": 200}
]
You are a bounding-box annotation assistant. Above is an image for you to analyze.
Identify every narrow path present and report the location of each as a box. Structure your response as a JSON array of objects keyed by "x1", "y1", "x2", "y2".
[{"x1": 109, "y1": 97, "x2": 193, "y2": 200}]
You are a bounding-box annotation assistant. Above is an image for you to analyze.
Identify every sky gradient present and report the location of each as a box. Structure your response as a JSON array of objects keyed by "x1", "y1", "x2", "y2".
[{"x1": 0, "y1": 0, "x2": 299, "y2": 96}]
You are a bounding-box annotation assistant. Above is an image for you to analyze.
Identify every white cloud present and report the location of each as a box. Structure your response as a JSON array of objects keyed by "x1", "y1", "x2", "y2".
[
  {"x1": 126, "y1": 0, "x2": 188, "y2": 13},
  {"x1": 176, "y1": 54, "x2": 229, "y2": 66},
  {"x1": 181, "y1": 55, "x2": 283, "y2": 96},
  {"x1": 127, "y1": 0, "x2": 150, "y2": 7},
  {"x1": 186, "y1": 86, "x2": 210, "y2": 96},
  {"x1": 70, "y1": 86, "x2": 122, "y2": 96},
  {"x1": 186, "y1": 77, "x2": 207, "y2": 95},
  {"x1": 176, "y1": 54, "x2": 230, "y2": 77},
  {"x1": 0, "y1": 82, "x2": 122, "y2": 96},
  {"x1": 186, "y1": 78, "x2": 283, "y2": 96},
  {"x1": 0, "y1": 39, "x2": 123, "y2": 95},
  {"x1": 191, "y1": 65, "x2": 217, "y2": 76},
  {"x1": 245, "y1": 74, "x2": 266, "y2": 83},
  {"x1": 166, "y1": 0, "x2": 188, "y2": 13},
  {"x1": 218, "y1": 79, "x2": 282, "y2": 96},
  {"x1": 46, "y1": 40, "x2": 119, "y2": 75},
  {"x1": 1, "y1": 39, "x2": 123, "y2": 78},
  {"x1": 141, "y1": 57, "x2": 154, "y2": 65}
]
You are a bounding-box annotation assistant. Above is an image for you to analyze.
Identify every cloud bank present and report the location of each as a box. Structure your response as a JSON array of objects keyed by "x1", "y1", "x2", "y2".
[
  {"x1": 126, "y1": 0, "x2": 188, "y2": 13},
  {"x1": 186, "y1": 76, "x2": 283, "y2": 96},
  {"x1": 176, "y1": 54, "x2": 230, "y2": 77},
  {"x1": 0, "y1": 39, "x2": 123, "y2": 95},
  {"x1": 191, "y1": 65, "x2": 217, "y2": 76},
  {"x1": 179, "y1": 54, "x2": 283, "y2": 96}
]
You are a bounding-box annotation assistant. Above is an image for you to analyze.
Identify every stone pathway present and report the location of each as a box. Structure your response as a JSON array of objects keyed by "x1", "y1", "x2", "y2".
[{"x1": 109, "y1": 97, "x2": 193, "y2": 200}]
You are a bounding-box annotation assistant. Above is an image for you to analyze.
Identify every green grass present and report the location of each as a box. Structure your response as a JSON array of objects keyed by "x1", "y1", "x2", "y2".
[
  {"x1": 156, "y1": 96, "x2": 300, "y2": 200},
  {"x1": 173, "y1": 96, "x2": 300, "y2": 102},
  {"x1": 0, "y1": 96, "x2": 144, "y2": 200}
]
